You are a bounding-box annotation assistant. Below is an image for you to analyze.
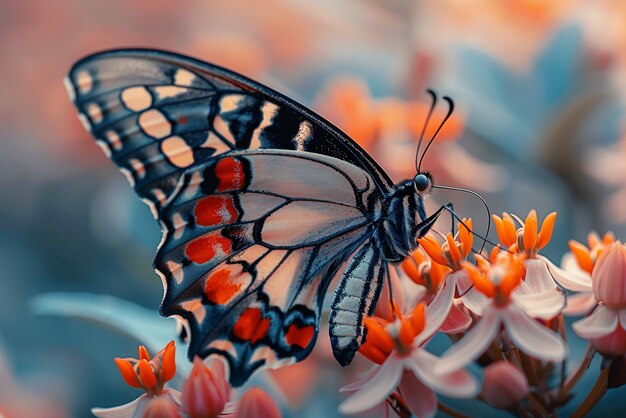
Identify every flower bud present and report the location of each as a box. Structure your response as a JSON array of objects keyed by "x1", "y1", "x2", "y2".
[
  {"x1": 591, "y1": 324, "x2": 626, "y2": 357},
  {"x1": 481, "y1": 361, "x2": 529, "y2": 408},
  {"x1": 142, "y1": 395, "x2": 183, "y2": 418},
  {"x1": 181, "y1": 358, "x2": 230, "y2": 418},
  {"x1": 236, "y1": 387, "x2": 281, "y2": 418},
  {"x1": 592, "y1": 242, "x2": 626, "y2": 309}
]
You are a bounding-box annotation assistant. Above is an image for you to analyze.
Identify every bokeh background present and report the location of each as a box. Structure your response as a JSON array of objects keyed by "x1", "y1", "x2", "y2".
[{"x1": 1, "y1": 0, "x2": 626, "y2": 416}]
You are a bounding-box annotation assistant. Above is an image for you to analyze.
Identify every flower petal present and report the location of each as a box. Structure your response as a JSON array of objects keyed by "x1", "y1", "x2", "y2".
[
  {"x1": 434, "y1": 306, "x2": 501, "y2": 375},
  {"x1": 563, "y1": 292, "x2": 596, "y2": 316},
  {"x1": 338, "y1": 354, "x2": 403, "y2": 415},
  {"x1": 339, "y1": 366, "x2": 379, "y2": 394},
  {"x1": 92, "y1": 395, "x2": 146, "y2": 418},
  {"x1": 523, "y1": 259, "x2": 557, "y2": 293},
  {"x1": 513, "y1": 287, "x2": 565, "y2": 319},
  {"x1": 236, "y1": 387, "x2": 281, "y2": 418},
  {"x1": 502, "y1": 304, "x2": 566, "y2": 362},
  {"x1": 536, "y1": 212, "x2": 557, "y2": 250},
  {"x1": 409, "y1": 350, "x2": 480, "y2": 398},
  {"x1": 440, "y1": 302, "x2": 472, "y2": 334},
  {"x1": 420, "y1": 272, "x2": 458, "y2": 342},
  {"x1": 542, "y1": 256, "x2": 592, "y2": 292},
  {"x1": 221, "y1": 401, "x2": 238, "y2": 416},
  {"x1": 572, "y1": 306, "x2": 619, "y2": 339},
  {"x1": 460, "y1": 287, "x2": 489, "y2": 316},
  {"x1": 398, "y1": 371, "x2": 437, "y2": 418}
]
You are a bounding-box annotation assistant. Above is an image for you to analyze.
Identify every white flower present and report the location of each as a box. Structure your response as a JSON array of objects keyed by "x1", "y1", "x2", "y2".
[
  {"x1": 339, "y1": 301, "x2": 478, "y2": 417},
  {"x1": 435, "y1": 254, "x2": 567, "y2": 375}
]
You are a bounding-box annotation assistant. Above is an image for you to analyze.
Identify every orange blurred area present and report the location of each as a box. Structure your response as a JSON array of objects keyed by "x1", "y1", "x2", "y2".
[{"x1": 2, "y1": 1, "x2": 626, "y2": 417}]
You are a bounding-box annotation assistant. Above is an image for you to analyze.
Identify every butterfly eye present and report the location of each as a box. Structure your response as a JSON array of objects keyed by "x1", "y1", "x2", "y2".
[{"x1": 414, "y1": 173, "x2": 430, "y2": 192}]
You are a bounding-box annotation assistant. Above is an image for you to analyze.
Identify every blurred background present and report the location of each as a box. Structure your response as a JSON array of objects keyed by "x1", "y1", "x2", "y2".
[{"x1": 1, "y1": 0, "x2": 626, "y2": 416}]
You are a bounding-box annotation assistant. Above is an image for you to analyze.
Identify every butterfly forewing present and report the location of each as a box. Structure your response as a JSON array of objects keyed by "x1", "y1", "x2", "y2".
[{"x1": 66, "y1": 49, "x2": 393, "y2": 215}]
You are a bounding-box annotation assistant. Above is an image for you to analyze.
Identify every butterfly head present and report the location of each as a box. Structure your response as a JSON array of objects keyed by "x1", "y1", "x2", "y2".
[{"x1": 413, "y1": 171, "x2": 433, "y2": 195}]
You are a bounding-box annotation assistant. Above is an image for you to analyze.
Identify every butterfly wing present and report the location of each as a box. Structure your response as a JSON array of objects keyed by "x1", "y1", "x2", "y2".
[
  {"x1": 157, "y1": 150, "x2": 382, "y2": 384},
  {"x1": 65, "y1": 48, "x2": 393, "y2": 215},
  {"x1": 66, "y1": 49, "x2": 397, "y2": 384}
]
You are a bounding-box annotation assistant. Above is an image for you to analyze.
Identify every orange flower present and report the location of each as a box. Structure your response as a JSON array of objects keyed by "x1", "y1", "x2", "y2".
[
  {"x1": 401, "y1": 248, "x2": 451, "y2": 293},
  {"x1": 568, "y1": 231, "x2": 616, "y2": 275},
  {"x1": 492, "y1": 210, "x2": 556, "y2": 257},
  {"x1": 462, "y1": 253, "x2": 525, "y2": 307},
  {"x1": 417, "y1": 219, "x2": 473, "y2": 271},
  {"x1": 358, "y1": 302, "x2": 426, "y2": 363},
  {"x1": 114, "y1": 341, "x2": 176, "y2": 396}
]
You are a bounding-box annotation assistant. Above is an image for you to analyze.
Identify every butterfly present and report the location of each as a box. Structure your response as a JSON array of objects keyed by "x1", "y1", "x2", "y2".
[{"x1": 65, "y1": 49, "x2": 453, "y2": 386}]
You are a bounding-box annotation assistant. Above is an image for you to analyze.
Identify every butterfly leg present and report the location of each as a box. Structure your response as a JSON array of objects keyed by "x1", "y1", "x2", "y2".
[{"x1": 413, "y1": 202, "x2": 454, "y2": 238}]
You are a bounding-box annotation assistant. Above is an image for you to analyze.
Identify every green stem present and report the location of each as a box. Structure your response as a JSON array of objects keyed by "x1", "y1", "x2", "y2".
[
  {"x1": 571, "y1": 360, "x2": 610, "y2": 418},
  {"x1": 519, "y1": 350, "x2": 541, "y2": 388},
  {"x1": 556, "y1": 344, "x2": 595, "y2": 402}
]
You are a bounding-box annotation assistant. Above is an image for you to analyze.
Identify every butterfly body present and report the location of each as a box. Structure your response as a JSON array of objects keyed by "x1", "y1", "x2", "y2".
[{"x1": 66, "y1": 49, "x2": 432, "y2": 385}]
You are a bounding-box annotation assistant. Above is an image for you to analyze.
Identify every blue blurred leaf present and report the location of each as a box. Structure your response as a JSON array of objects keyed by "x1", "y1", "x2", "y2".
[
  {"x1": 535, "y1": 25, "x2": 583, "y2": 107},
  {"x1": 31, "y1": 292, "x2": 190, "y2": 375},
  {"x1": 445, "y1": 24, "x2": 585, "y2": 159},
  {"x1": 30, "y1": 293, "x2": 288, "y2": 405}
]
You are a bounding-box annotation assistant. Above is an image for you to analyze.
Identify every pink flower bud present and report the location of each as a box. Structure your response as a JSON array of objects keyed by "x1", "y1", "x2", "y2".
[
  {"x1": 181, "y1": 358, "x2": 230, "y2": 418},
  {"x1": 236, "y1": 387, "x2": 281, "y2": 418},
  {"x1": 592, "y1": 242, "x2": 626, "y2": 309},
  {"x1": 481, "y1": 361, "x2": 529, "y2": 408},
  {"x1": 591, "y1": 324, "x2": 626, "y2": 357},
  {"x1": 142, "y1": 395, "x2": 183, "y2": 418}
]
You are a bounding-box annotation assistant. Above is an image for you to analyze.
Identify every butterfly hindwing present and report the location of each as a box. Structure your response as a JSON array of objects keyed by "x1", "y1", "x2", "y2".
[
  {"x1": 65, "y1": 49, "x2": 393, "y2": 215},
  {"x1": 156, "y1": 150, "x2": 381, "y2": 384}
]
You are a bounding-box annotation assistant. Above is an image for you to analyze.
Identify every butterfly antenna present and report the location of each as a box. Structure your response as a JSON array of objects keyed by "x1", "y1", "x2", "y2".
[
  {"x1": 418, "y1": 96, "x2": 454, "y2": 172},
  {"x1": 415, "y1": 89, "x2": 438, "y2": 173},
  {"x1": 432, "y1": 184, "x2": 492, "y2": 253}
]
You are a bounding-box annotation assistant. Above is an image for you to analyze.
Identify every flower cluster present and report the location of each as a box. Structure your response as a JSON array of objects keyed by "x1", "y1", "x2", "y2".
[
  {"x1": 90, "y1": 211, "x2": 626, "y2": 418},
  {"x1": 93, "y1": 341, "x2": 281, "y2": 418},
  {"x1": 340, "y1": 210, "x2": 626, "y2": 417}
]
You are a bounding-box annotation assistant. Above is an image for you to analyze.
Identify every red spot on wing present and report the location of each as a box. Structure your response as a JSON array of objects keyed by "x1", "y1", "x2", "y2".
[
  {"x1": 204, "y1": 268, "x2": 243, "y2": 305},
  {"x1": 195, "y1": 195, "x2": 238, "y2": 227},
  {"x1": 185, "y1": 232, "x2": 231, "y2": 264},
  {"x1": 215, "y1": 157, "x2": 245, "y2": 192},
  {"x1": 233, "y1": 308, "x2": 270, "y2": 344},
  {"x1": 285, "y1": 323, "x2": 315, "y2": 348}
]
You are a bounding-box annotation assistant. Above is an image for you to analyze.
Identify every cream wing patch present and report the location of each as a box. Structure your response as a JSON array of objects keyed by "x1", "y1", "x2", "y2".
[
  {"x1": 76, "y1": 70, "x2": 93, "y2": 94},
  {"x1": 121, "y1": 86, "x2": 153, "y2": 111},
  {"x1": 105, "y1": 130, "x2": 123, "y2": 151},
  {"x1": 174, "y1": 68, "x2": 196, "y2": 86},
  {"x1": 161, "y1": 136, "x2": 195, "y2": 168},
  {"x1": 139, "y1": 109, "x2": 172, "y2": 139},
  {"x1": 87, "y1": 103, "x2": 103, "y2": 123}
]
